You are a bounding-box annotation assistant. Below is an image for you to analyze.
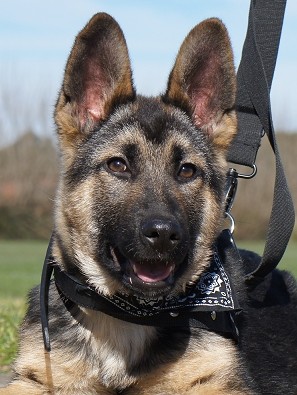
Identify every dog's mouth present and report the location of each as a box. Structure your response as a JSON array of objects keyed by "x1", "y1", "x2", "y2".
[
  {"x1": 110, "y1": 247, "x2": 178, "y2": 294},
  {"x1": 130, "y1": 260, "x2": 175, "y2": 283}
]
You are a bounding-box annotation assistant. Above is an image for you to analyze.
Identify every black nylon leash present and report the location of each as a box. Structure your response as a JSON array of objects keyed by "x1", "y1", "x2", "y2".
[
  {"x1": 40, "y1": 234, "x2": 54, "y2": 352},
  {"x1": 227, "y1": 0, "x2": 295, "y2": 281}
]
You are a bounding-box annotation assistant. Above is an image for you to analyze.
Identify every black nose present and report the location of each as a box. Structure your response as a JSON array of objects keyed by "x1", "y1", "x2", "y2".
[{"x1": 141, "y1": 218, "x2": 182, "y2": 252}]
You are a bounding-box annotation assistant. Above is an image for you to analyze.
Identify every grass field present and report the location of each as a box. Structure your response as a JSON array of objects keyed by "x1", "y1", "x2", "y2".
[
  {"x1": 0, "y1": 239, "x2": 296, "y2": 371},
  {"x1": 0, "y1": 240, "x2": 46, "y2": 371}
]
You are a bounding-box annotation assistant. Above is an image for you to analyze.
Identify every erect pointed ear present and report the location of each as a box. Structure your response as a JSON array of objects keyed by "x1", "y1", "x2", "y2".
[
  {"x1": 163, "y1": 18, "x2": 237, "y2": 150},
  {"x1": 55, "y1": 13, "x2": 135, "y2": 145}
]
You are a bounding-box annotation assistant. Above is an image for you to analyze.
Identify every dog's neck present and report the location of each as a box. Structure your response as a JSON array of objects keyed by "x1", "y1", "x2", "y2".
[{"x1": 40, "y1": 230, "x2": 241, "y2": 353}]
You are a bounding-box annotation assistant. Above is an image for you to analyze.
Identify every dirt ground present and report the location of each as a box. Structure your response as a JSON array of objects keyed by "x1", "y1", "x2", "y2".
[{"x1": 0, "y1": 372, "x2": 12, "y2": 388}]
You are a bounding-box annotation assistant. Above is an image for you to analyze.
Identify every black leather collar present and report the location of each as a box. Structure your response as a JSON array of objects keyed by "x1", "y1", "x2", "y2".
[{"x1": 40, "y1": 230, "x2": 242, "y2": 351}]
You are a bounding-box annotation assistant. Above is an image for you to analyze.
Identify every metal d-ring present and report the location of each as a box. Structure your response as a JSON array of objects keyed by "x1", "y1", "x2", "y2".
[
  {"x1": 225, "y1": 211, "x2": 235, "y2": 234},
  {"x1": 223, "y1": 164, "x2": 257, "y2": 234},
  {"x1": 237, "y1": 164, "x2": 257, "y2": 179}
]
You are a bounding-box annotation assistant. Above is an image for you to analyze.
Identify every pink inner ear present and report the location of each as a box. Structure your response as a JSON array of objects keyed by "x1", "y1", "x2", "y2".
[
  {"x1": 188, "y1": 53, "x2": 222, "y2": 129},
  {"x1": 192, "y1": 89, "x2": 213, "y2": 127},
  {"x1": 78, "y1": 60, "x2": 107, "y2": 129},
  {"x1": 191, "y1": 87, "x2": 220, "y2": 133}
]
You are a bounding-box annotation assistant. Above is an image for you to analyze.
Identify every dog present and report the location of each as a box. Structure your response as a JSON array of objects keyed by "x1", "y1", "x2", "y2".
[{"x1": 2, "y1": 13, "x2": 297, "y2": 395}]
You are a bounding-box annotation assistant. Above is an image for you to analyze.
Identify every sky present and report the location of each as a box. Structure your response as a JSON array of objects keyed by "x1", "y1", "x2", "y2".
[{"x1": 0, "y1": 0, "x2": 296, "y2": 144}]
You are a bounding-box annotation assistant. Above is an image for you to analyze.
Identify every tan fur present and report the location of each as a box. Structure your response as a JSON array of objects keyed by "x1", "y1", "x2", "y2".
[
  {"x1": 11, "y1": 315, "x2": 154, "y2": 393},
  {"x1": 1, "y1": 321, "x2": 251, "y2": 394},
  {"x1": 128, "y1": 333, "x2": 250, "y2": 395}
]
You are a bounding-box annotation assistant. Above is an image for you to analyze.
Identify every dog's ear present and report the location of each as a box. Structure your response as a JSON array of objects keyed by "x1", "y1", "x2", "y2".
[
  {"x1": 163, "y1": 18, "x2": 236, "y2": 150},
  {"x1": 55, "y1": 13, "x2": 134, "y2": 147}
]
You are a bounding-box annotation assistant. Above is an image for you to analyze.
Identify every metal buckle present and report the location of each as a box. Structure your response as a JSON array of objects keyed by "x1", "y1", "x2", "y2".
[
  {"x1": 225, "y1": 211, "x2": 235, "y2": 234},
  {"x1": 236, "y1": 164, "x2": 257, "y2": 179},
  {"x1": 224, "y1": 168, "x2": 238, "y2": 233},
  {"x1": 224, "y1": 165, "x2": 257, "y2": 233}
]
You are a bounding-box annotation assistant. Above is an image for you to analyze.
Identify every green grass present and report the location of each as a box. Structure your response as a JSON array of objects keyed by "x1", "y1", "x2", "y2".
[
  {"x1": 0, "y1": 239, "x2": 296, "y2": 371},
  {"x1": 0, "y1": 300, "x2": 26, "y2": 370},
  {"x1": 0, "y1": 240, "x2": 46, "y2": 300},
  {"x1": 0, "y1": 240, "x2": 47, "y2": 371}
]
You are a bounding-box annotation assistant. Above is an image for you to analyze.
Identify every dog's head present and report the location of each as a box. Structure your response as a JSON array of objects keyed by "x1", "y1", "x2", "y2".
[{"x1": 54, "y1": 13, "x2": 236, "y2": 298}]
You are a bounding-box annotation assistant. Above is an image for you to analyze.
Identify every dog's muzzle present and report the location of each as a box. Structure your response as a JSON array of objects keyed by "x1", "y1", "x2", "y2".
[{"x1": 109, "y1": 216, "x2": 189, "y2": 295}]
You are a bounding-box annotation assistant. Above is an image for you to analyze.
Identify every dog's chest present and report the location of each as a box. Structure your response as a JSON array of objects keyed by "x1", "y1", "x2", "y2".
[
  {"x1": 80, "y1": 312, "x2": 246, "y2": 394},
  {"x1": 82, "y1": 312, "x2": 157, "y2": 388}
]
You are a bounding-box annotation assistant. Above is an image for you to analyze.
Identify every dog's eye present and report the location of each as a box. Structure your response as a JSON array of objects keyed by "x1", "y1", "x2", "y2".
[
  {"x1": 177, "y1": 163, "x2": 197, "y2": 180},
  {"x1": 107, "y1": 158, "x2": 129, "y2": 173}
]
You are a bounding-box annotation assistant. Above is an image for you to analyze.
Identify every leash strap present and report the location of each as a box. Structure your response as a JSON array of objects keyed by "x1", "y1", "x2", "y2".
[
  {"x1": 40, "y1": 234, "x2": 54, "y2": 352},
  {"x1": 227, "y1": 0, "x2": 295, "y2": 280}
]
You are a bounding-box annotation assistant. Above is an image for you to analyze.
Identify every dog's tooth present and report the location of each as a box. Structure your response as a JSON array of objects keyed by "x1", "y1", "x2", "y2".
[
  {"x1": 169, "y1": 264, "x2": 175, "y2": 272},
  {"x1": 129, "y1": 276, "x2": 133, "y2": 285}
]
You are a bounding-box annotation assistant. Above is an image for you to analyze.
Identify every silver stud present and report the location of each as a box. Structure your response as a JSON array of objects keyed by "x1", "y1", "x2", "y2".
[
  {"x1": 169, "y1": 311, "x2": 179, "y2": 318},
  {"x1": 211, "y1": 311, "x2": 217, "y2": 321}
]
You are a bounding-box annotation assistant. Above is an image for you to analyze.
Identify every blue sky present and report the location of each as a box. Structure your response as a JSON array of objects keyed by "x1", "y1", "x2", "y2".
[{"x1": 0, "y1": 0, "x2": 296, "y2": 143}]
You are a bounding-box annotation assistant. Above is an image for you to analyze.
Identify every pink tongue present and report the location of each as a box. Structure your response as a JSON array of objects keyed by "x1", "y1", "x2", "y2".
[{"x1": 132, "y1": 262, "x2": 174, "y2": 283}]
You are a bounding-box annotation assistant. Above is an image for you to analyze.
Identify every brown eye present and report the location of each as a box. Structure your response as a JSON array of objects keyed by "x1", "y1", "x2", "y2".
[
  {"x1": 178, "y1": 163, "x2": 197, "y2": 180},
  {"x1": 107, "y1": 158, "x2": 128, "y2": 173}
]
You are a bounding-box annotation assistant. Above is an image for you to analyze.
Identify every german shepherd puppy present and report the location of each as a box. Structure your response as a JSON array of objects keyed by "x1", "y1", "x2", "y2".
[{"x1": 2, "y1": 13, "x2": 297, "y2": 395}]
